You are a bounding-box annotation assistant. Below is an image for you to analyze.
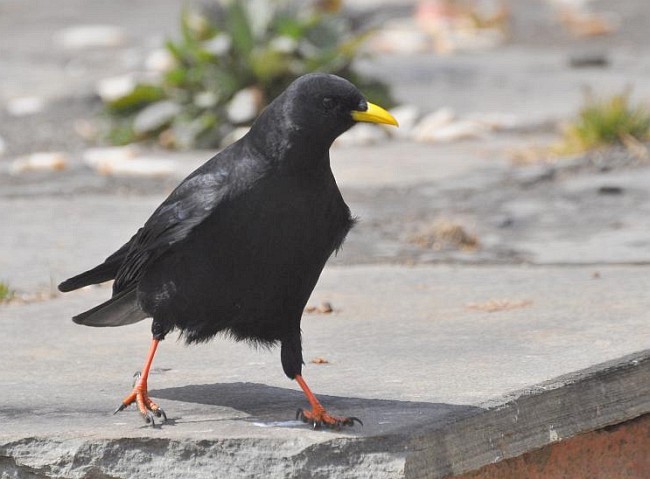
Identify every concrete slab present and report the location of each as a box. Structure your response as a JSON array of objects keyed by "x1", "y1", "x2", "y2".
[{"x1": 2, "y1": 265, "x2": 649, "y2": 477}]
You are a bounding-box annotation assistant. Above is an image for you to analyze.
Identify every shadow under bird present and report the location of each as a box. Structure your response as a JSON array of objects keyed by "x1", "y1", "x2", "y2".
[{"x1": 59, "y1": 73, "x2": 398, "y2": 428}]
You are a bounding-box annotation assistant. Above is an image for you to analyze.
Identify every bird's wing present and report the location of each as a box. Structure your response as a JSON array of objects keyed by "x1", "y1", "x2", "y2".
[{"x1": 113, "y1": 145, "x2": 266, "y2": 293}]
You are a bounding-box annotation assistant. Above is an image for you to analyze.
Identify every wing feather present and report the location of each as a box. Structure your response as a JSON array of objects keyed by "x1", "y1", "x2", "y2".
[{"x1": 112, "y1": 143, "x2": 266, "y2": 294}]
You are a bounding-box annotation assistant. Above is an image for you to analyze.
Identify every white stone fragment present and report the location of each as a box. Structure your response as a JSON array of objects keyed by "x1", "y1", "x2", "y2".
[
  {"x1": 83, "y1": 147, "x2": 174, "y2": 177},
  {"x1": 56, "y1": 25, "x2": 127, "y2": 50},
  {"x1": 466, "y1": 112, "x2": 522, "y2": 131},
  {"x1": 73, "y1": 119, "x2": 100, "y2": 141},
  {"x1": 386, "y1": 104, "x2": 420, "y2": 138},
  {"x1": 133, "y1": 101, "x2": 181, "y2": 135},
  {"x1": 194, "y1": 91, "x2": 218, "y2": 108},
  {"x1": 414, "y1": 119, "x2": 490, "y2": 143},
  {"x1": 10, "y1": 152, "x2": 68, "y2": 174},
  {"x1": 6, "y1": 97, "x2": 44, "y2": 117},
  {"x1": 412, "y1": 107, "x2": 456, "y2": 139},
  {"x1": 368, "y1": 19, "x2": 432, "y2": 54},
  {"x1": 269, "y1": 36, "x2": 297, "y2": 53},
  {"x1": 220, "y1": 127, "x2": 251, "y2": 148},
  {"x1": 203, "y1": 34, "x2": 232, "y2": 56},
  {"x1": 83, "y1": 146, "x2": 138, "y2": 169},
  {"x1": 334, "y1": 123, "x2": 387, "y2": 147},
  {"x1": 145, "y1": 48, "x2": 176, "y2": 72},
  {"x1": 97, "y1": 156, "x2": 176, "y2": 177},
  {"x1": 226, "y1": 88, "x2": 261, "y2": 124},
  {"x1": 96, "y1": 75, "x2": 137, "y2": 103}
]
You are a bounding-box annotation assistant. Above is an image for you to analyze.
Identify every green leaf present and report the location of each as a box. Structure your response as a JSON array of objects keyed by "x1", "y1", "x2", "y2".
[
  {"x1": 275, "y1": 16, "x2": 307, "y2": 39},
  {"x1": 106, "y1": 84, "x2": 165, "y2": 115},
  {"x1": 250, "y1": 48, "x2": 291, "y2": 82},
  {"x1": 227, "y1": 1, "x2": 255, "y2": 56},
  {"x1": 107, "y1": 122, "x2": 139, "y2": 145},
  {"x1": 165, "y1": 67, "x2": 187, "y2": 87}
]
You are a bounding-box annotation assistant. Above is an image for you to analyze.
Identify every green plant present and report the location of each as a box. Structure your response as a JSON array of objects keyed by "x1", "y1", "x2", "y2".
[
  {"x1": 0, "y1": 281, "x2": 14, "y2": 303},
  {"x1": 104, "y1": 0, "x2": 392, "y2": 149},
  {"x1": 558, "y1": 90, "x2": 650, "y2": 154}
]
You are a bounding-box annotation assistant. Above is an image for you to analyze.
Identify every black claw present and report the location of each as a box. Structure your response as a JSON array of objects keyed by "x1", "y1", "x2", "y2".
[
  {"x1": 143, "y1": 411, "x2": 155, "y2": 426},
  {"x1": 113, "y1": 403, "x2": 128, "y2": 415},
  {"x1": 347, "y1": 416, "x2": 363, "y2": 427},
  {"x1": 155, "y1": 408, "x2": 168, "y2": 423},
  {"x1": 132, "y1": 371, "x2": 142, "y2": 387},
  {"x1": 294, "y1": 408, "x2": 361, "y2": 429}
]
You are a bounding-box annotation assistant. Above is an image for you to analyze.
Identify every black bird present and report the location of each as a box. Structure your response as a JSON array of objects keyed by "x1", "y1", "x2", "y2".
[{"x1": 59, "y1": 73, "x2": 398, "y2": 428}]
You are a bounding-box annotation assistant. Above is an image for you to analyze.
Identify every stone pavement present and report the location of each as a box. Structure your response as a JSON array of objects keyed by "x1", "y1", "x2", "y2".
[{"x1": 2, "y1": 265, "x2": 649, "y2": 478}]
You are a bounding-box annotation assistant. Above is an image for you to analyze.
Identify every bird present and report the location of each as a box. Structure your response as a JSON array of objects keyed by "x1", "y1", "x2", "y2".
[{"x1": 58, "y1": 73, "x2": 398, "y2": 428}]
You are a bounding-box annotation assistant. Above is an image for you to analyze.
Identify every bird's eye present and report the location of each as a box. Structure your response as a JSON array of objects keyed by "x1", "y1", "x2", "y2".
[{"x1": 322, "y1": 97, "x2": 335, "y2": 110}]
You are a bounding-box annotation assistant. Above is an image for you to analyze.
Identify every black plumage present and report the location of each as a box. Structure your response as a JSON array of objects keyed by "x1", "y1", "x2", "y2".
[{"x1": 59, "y1": 73, "x2": 397, "y2": 427}]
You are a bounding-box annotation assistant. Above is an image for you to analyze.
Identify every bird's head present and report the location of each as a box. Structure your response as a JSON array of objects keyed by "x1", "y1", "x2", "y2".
[
  {"x1": 284, "y1": 73, "x2": 398, "y2": 141},
  {"x1": 251, "y1": 73, "x2": 398, "y2": 158}
]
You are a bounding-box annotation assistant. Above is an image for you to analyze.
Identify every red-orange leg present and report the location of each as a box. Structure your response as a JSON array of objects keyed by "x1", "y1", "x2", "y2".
[
  {"x1": 113, "y1": 338, "x2": 167, "y2": 426},
  {"x1": 294, "y1": 374, "x2": 361, "y2": 429}
]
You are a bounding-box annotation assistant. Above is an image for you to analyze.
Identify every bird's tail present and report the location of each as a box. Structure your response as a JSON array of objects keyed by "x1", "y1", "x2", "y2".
[
  {"x1": 58, "y1": 234, "x2": 137, "y2": 292},
  {"x1": 73, "y1": 288, "x2": 148, "y2": 327},
  {"x1": 58, "y1": 262, "x2": 118, "y2": 292}
]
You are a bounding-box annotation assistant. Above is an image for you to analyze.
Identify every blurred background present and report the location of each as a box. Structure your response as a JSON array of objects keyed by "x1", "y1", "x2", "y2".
[{"x1": 1, "y1": 0, "x2": 650, "y2": 300}]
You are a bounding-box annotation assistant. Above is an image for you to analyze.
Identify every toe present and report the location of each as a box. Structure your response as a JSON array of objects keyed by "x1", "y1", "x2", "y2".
[
  {"x1": 296, "y1": 408, "x2": 361, "y2": 429},
  {"x1": 142, "y1": 410, "x2": 156, "y2": 426},
  {"x1": 343, "y1": 416, "x2": 363, "y2": 427},
  {"x1": 154, "y1": 408, "x2": 168, "y2": 422}
]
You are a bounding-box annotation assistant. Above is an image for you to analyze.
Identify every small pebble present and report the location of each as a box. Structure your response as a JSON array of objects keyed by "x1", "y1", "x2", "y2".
[
  {"x1": 74, "y1": 119, "x2": 100, "y2": 141},
  {"x1": 414, "y1": 119, "x2": 489, "y2": 143},
  {"x1": 386, "y1": 104, "x2": 420, "y2": 139},
  {"x1": 96, "y1": 75, "x2": 136, "y2": 103},
  {"x1": 10, "y1": 152, "x2": 68, "y2": 174},
  {"x1": 6, "y1": 97, "x2": 44, "y2": 117},
  {"x1": 57, "y1": 25, "x2": 126, "y2": 50},
  {"x1": 317, "y1": 302, "x2": 333, "y2": 314},
  {"x1": 226, "y1": 87, "x2": 262, "y2": 124},
  {"x1": 133, "y1": 101, "x2": 181, "y2": 135},
  {"x1": 597, "y1": 185, "x2": 623, "y2": 195},
  {"x1": 145, "y1": 48, "x2": 175, "y2": 72},
  {"x1": 335, "y1": 123, "x2": 387, "y2": 147},
  {"x1": 311, "y1": 357, "x2": 330, "y2": 364}
]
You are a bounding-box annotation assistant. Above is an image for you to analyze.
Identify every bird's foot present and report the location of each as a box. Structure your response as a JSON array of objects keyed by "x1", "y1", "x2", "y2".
[
  {"x1": 296, "y1": 407, "x2": 362, "y2": 430},
  {"x1": 113, "y1": 373, "x2": 167, "y2": 426}
]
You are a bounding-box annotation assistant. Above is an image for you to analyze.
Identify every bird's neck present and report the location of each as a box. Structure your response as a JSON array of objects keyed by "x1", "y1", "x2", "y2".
[{"x1": 248, "y1": 112, "x2": 333, "y2": 175}]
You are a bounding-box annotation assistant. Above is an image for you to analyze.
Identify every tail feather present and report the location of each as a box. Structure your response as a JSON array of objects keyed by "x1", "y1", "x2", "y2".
[
  {"x1": 58, "y1": 262, "x2": 118, "y2": 292},
  {"x1": 59, "y1": 235, "x2": 137, "y2": 292},
  {"x1": 73, "y1": 288, "x2": 148, "y2": 327}
]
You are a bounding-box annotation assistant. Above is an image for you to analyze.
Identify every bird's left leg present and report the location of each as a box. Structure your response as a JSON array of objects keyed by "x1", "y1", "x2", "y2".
[
  {"x1": 113, "y1": 337, "x2": 167, "y2": 425},
  {"x1": 282, "y1": 335, "x2": 360, "y2": 429},
  {"x1": 295, "y1": 375, "x2": 361, "y2": 429}
]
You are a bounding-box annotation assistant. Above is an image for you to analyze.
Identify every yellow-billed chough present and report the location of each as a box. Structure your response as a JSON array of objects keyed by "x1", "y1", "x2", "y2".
[{"x1": 59, "y1": 73, "x2": 398, "y2": 428}]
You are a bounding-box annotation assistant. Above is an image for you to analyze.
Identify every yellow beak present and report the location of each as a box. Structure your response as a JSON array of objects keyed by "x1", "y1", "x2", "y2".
[{"x1": 351, "y1": 102, "x2": 399, "y2": 127}]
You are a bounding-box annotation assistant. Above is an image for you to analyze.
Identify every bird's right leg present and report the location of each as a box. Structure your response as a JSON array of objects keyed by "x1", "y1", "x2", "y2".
[{"x1": 113, "y1": 337, "x2": 167, "y2": 425}]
